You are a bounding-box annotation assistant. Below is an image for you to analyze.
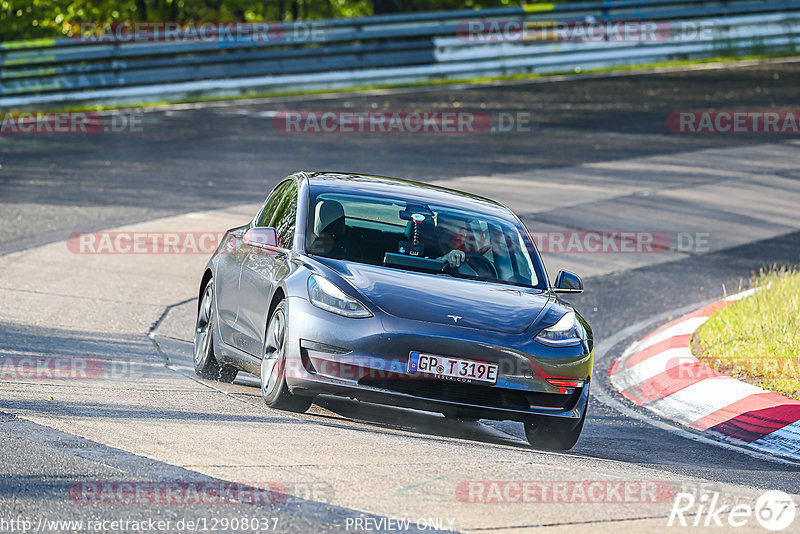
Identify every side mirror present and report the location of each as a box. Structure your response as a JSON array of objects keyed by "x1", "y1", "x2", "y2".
[
  {"x1": 242, "y1": 227, "x2": 281, "y2": 253},
  {"x1": 554, "y1": 270, "x2": 583, "y2": 294}
]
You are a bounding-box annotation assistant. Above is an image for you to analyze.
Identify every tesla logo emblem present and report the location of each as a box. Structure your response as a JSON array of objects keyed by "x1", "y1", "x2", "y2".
[{"x1": 448, "y1": 315, "x2": 462, "y2": 324}]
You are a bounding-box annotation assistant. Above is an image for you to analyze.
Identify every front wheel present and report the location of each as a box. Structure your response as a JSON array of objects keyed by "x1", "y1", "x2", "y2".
[
  {"x1": 193, "y1": 279, "x2": 238, "y2": 383},
  {"x1": 260, "y1": 300, "x2": 312, "y2": 413},
  {"x1": 524, "y1": 400, "x2": 587, "y2": 451}
]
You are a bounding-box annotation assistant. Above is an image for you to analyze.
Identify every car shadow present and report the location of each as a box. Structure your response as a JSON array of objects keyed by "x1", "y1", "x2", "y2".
[
  {"x1": 315, "y1": 395, "x2": 529, "y2": 446},
  {"x1": 228, "y1": 370, "x2": 532, "y2": 450}
]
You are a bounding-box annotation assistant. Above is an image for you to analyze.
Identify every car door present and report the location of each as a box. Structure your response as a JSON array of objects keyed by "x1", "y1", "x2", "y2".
[
  {"x1": 214, "y1": 224, "x2": 249, "y2": 348},
  {"x1": 235, "y1": 180, "x2": 297, "y2": 356}
]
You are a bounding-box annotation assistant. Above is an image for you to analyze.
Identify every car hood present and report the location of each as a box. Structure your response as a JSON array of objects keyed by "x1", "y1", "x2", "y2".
[{"x1": 320, "y1": 259, "x2": 550, "y2": 334}]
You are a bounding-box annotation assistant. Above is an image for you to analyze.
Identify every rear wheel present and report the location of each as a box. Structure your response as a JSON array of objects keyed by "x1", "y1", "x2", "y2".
[
  {"x1": 524, "y1": 400, "x2": 587, "y2": 451},
  {"x1": 193, "y1": 279, "x2": 238, "y2": 383},
  {"x1": 260, "y1": 300, "x2": 312, "y2": 412}
]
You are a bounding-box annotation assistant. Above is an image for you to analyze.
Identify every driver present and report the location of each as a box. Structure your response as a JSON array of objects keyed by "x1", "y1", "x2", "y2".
[{"x1": 434, "y1": 213, "x2": 471, "y2": 270}]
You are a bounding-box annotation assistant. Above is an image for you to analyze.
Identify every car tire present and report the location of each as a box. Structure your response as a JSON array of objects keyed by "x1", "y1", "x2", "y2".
[
  {"x1": 523, "y1": 399, "x2": 587, "y2": 451},
  {"x1": 193, "y1": 278, "x2": 238, "y2": 383},
  {"x1": 260, "y1": 300, "x2": 313, "y2": 413}
]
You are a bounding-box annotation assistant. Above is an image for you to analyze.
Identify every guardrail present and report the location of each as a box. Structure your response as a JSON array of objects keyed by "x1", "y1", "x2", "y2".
[{"x1": 1, "y1": 0, "x2": 799, "y2": 108}]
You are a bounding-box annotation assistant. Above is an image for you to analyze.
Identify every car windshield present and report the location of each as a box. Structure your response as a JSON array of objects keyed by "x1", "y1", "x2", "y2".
[{"x1": 305, "y1": 191, "x2": 544, "y2": 289}]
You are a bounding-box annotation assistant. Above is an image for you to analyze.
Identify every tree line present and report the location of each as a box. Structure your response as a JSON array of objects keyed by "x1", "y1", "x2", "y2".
[{"x1": 1, "y1": 0, "x2": 527, "y2": 41}]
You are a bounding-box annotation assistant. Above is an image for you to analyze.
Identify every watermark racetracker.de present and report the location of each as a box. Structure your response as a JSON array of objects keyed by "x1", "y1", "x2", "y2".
[
  {"x1": 0, "y1": 112, "x2": 143, "y2": 134},
  {"x1": 65, "y1": 230, "x2": 713, "y2": 255},
  {"x1": 456, "y1": 480, "x2": 675, "y2": 504},
  {"x1": 272, "y1": 110, "x2": 493, "y2": 134},
  {"x1": 664, "y1": 354, "x2": 797, "y2": 381},
  {"x1": 67, "y1": 232, "x2": 227, "y2": 255},
  {"x1": 0, "y1": 356, "x2": 151, "y2": 380},
  {"x1": 456, "y1": 19, "x2": 717, "y2": 43},
  {"x1": 70, "y1": 481, "x2": 287, "y2": 505},
  {"x1": 69, "y1": 21, "x2": 324, "y2": 44},
  {"x1": 271, "y1": 110, "x2": 543, "y2": 134},
  {"x1": 668, "y1": 110, "x2": 800, "y2": 134}
]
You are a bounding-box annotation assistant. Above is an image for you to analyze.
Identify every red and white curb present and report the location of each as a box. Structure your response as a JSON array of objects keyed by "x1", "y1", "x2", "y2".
[{"x1": 609, "y1": 289, "x2": 800, "y2": 461}]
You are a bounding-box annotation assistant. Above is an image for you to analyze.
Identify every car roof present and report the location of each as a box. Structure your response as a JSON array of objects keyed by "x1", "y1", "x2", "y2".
[{"x1": 302, "y1": 171, "x2": 515, "y2": 219}]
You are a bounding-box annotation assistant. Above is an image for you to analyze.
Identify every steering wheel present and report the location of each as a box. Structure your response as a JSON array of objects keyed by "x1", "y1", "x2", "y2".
[{"x1": 465, "y1": 254, "x2": 497, "y2": 279}]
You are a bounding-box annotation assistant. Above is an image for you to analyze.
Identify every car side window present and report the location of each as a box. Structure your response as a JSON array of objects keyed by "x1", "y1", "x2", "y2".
[{"x1": 256, "y1": 180, "x2": 298, "y2": 249}]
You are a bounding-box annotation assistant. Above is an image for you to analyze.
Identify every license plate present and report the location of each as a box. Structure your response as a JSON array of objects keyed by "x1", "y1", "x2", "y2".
[{"x1": 407, "y1": 352, "x2": 498, "y2": 384}]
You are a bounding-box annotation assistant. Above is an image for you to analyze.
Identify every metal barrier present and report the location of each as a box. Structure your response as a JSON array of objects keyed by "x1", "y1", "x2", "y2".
[{"x1": 1, "y1": 0, "x2": 799, "y2": 107}]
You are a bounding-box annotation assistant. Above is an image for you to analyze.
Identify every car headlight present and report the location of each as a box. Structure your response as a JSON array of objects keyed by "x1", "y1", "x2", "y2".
[
  {"x1": 534, "y1": 311, "x2": 585, "y2": 347},
  {"x1": 307, "y1": 275, "x2": 372, "y2": 318}
]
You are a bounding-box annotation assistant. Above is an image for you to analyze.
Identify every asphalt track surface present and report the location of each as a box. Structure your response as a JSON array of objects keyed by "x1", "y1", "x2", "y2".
[{"x1": 1, "y1": 61, "x2": 800, "y2": 533}]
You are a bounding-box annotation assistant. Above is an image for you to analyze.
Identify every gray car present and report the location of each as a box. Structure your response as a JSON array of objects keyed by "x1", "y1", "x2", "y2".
[{"x1": 194, "y1": 171, "x2": 592, "y2": 450}]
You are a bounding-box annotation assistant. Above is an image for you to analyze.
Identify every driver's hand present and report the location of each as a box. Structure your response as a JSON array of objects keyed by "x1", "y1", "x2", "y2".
[{"x1": 440, "y1": 249, "x2": 465, "y2": 268}]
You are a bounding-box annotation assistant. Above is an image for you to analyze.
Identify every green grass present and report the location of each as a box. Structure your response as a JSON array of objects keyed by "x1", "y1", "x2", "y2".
[
  {"x1": 693, "y1": 267, "x2": 800, "y2": 399},
  {"x1": 32, "y1": 52, "x2": 800, "y2": 113}
]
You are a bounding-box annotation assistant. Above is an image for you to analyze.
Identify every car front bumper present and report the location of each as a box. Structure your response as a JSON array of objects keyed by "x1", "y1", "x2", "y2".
[{"x1": 283, "y1": 296, "x2": 592, "y2": 422}]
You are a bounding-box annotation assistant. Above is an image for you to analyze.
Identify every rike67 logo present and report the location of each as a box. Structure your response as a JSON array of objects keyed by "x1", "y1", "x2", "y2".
[{"x1": 669, "y1": 490, "x2": 796, "y2": 531}]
